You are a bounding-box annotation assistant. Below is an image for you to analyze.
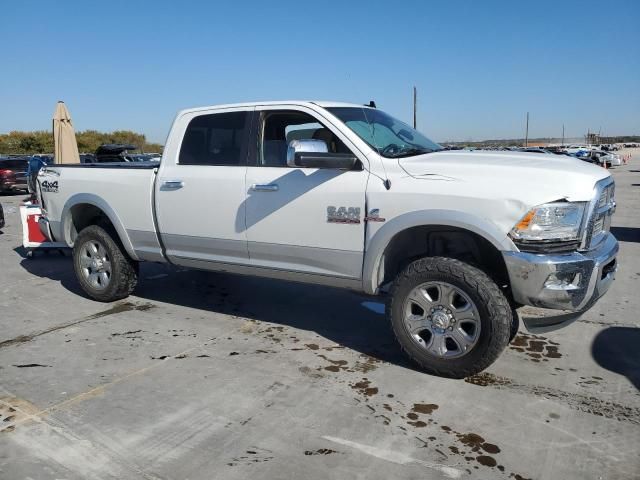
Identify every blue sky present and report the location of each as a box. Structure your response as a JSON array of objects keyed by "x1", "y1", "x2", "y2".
[{"x1": 2, "y1": 0, "x2": 638, "y2": 143}]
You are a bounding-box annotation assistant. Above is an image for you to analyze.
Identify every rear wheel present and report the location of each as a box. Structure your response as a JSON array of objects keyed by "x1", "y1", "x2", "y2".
[
  {"x1": 73, "y1": 225, "x2": 138, "y2": 302},
  {"x1": 388, "y1": 257, "x2": 511, "y2": 378}
]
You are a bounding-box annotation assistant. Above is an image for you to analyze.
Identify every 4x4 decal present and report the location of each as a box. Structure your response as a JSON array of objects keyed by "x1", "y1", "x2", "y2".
[{"x1": 41, "y1": 180, "x2": 59, "y2": 193}]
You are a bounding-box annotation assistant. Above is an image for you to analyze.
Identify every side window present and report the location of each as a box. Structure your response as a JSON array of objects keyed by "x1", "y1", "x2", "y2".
[
  {"x1": 179, "y1": 111, "x2": 248, "y2": 166},
  {"x1": 259, "y1": 110, "x2": 352, "y2": 167}
]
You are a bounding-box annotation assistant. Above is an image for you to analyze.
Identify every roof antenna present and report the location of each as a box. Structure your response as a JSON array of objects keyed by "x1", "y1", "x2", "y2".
[{"x1": 366, "y1": 100, "x2": 376, "y2": 108}]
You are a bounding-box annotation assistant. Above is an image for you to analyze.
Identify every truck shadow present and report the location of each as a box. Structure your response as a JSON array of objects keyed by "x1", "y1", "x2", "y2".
[
  {"x1": 591, "y1": 327, "x2": 640, "y2": 391},
  {"x1": 17, "y1": 256, "x2": 417, "y2": 372},
  {"x1": 610, "y1": 226, "x2": 640, "y2": 244}
]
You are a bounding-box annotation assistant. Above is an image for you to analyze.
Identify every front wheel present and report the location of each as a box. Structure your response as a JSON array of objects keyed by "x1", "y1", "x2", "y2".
[
  {"x1": 387, "y1": 257, "x2": 512, "y2": 378},
  {"x1": 73, "y1": 224, "x2": 138, "y2": 302}
]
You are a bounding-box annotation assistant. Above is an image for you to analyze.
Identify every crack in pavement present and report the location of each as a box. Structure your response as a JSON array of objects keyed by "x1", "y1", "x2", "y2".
[
  {"x1": 465, "y1": 373, "x2": 640, "y2": 425},
  {"x1": 0, "y1": 302, "x2": 155, "y2": 349},
  {"x1": 3, "y1": 338, "x2": 217, "y2": 431}
]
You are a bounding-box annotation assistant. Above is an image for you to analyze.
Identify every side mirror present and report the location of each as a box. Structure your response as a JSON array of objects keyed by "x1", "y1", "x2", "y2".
[{"x1": 287, "y1": 139, "x2": 359, "y2": 170}]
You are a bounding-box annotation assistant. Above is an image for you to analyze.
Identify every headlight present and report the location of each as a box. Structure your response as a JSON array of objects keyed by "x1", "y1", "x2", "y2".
[{"x1": 510, "y1": 202, "x2": 587, "y2": 245}]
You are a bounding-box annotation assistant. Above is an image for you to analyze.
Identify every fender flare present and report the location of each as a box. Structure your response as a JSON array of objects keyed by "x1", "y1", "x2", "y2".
[
  {"x1": 61, "y1": 193, "x2": 139, "y2": 260},
  {"x1": 362, "y1": 209, "x2": 515, "y2": 294}
]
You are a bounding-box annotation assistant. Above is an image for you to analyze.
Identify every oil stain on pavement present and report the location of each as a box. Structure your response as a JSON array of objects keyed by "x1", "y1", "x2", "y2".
[{"x1": 509, "y1": 333, "x2": 561, "y2": 362}]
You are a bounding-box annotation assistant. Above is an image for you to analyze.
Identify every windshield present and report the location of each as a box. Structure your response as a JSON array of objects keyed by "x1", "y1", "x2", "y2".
[{"x1": 327, "y1": 107, "x2": 442, "y2": 158}]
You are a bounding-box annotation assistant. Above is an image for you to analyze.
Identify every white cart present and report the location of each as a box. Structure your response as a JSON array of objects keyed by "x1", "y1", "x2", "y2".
[{"x1": 20, "y1": 204, "x2": 68, "y2": 257}]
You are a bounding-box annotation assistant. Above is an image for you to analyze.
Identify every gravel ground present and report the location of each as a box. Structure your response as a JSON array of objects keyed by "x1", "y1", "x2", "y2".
[{"x1": 1, "y1": 150, "x2": 638, "y2": 480}]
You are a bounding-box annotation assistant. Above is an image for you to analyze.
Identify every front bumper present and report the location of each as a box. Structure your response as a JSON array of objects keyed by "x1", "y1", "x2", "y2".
[{"x1": 503, "y1": 232, "x2": 618, "y2": 312}]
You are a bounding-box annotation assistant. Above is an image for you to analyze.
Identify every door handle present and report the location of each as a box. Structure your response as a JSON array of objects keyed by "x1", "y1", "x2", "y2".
[
  {"x1": 250, "y1": 183, "x2": 279, "y2": 192},
  {"x1": 162, "y1": 180, "x2": 184, "y2": 190}
]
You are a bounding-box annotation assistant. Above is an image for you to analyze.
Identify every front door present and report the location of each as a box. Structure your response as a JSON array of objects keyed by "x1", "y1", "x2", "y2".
[
  {"x1": 155, "y1": 107, "x2": 253, "y2": 266},
  {"x1": 244, "y1": 105, "x2": 369, "y2": 279}
]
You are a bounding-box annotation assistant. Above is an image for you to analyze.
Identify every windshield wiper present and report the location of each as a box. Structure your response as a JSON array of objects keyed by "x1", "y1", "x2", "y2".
[{"x1": 388, "y1": 147, "x2": 435, "y2": 158}]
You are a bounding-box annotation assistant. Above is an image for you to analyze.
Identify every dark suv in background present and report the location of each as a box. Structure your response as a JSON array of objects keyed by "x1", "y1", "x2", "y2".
[{"x1": 0, "y1": 157, "x2": 29, "y2": 193}]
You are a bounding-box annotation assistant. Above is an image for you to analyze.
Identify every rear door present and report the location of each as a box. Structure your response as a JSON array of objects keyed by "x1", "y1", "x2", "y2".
[
  {"x1": 244, "y1": 105, "x2": 369, "y2": 279},
  {"x1": 155, "y1": 107, "x2": 254, "y2": 266}
]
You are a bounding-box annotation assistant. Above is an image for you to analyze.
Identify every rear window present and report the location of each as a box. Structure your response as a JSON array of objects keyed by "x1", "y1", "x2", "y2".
[
  {"x1": 179, "y1": 111, "x2": 249, "y2": 166},
  {"x1": 0, "y1": 159, "x2": 28, "y2": 170}
]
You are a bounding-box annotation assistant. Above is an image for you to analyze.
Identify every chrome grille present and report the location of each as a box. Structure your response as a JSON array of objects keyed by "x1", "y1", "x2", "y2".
[{"x1": 592, "y1": 216, "x2": 605, "y2": 236}]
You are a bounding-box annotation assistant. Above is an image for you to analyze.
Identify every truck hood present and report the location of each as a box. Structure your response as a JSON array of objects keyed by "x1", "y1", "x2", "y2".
[{"x1": 398, "y1": 150, "x2": 610, "y2": 205}]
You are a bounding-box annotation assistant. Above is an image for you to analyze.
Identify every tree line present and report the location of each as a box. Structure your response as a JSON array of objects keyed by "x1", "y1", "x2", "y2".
[{"x1": 0, "y1": 130, "x2": 163, "y2": 155}]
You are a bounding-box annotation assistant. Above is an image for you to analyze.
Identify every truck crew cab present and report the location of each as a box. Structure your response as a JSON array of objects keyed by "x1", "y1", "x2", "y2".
[{"x1": 37, "y1": 101, "x2": 618, "y2": 378}]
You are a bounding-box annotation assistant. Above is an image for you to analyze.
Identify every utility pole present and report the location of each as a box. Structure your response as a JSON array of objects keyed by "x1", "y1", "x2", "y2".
[
  {"x1": 524, "y1": 112, "x2": 529, "y2": 147},
  {"x1": 413, "y1": 86, "x2": 417, "y2": 129},
  {"x1": 562, "y1": 124, "x2": 565, "y2": 146}
]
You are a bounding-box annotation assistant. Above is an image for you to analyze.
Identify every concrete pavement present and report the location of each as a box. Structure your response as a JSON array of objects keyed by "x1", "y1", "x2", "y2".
[{"x1": 1, "y1": 151, "x2": 639, "y2": 480}]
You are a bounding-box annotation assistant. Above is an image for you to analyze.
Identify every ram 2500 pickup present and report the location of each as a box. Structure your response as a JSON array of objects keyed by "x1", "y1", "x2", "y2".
[{"x1": 36, "y1": 101, "x2": 618, "y2": 378}]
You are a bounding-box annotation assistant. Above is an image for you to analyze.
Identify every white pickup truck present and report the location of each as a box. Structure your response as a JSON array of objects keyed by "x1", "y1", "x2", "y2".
[{"x1": 37, "y1": 101, "x2": 618, "y2": 378}]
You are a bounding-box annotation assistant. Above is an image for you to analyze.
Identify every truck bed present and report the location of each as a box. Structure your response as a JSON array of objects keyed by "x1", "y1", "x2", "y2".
[{"x1": 38, "y1": 162, "x2": 162, "y2": 262}]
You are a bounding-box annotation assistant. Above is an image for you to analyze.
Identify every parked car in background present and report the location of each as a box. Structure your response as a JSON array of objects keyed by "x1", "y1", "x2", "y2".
[
  {"x1": 563, "y1": 145, "x2": 594, "y2": 154},
  {"x1": 605, "y1": 152, "x2": 622, "y2": 167},
  {"x1": 518, "y1": 147, "x2": 552, "y2": 154},
  {"x1": 0, "y1": 161, "x2": 16, "y2": 193},
  {"x1": 566, "y1": 151, "x2": 588, "y2": 162},
  {"x1": 77, "y1": 147, "x2": 159, "y2": 164},
  {"x1": 0, "y1": 157, "x2": 29, "y2": 193},
  {"x1": 94, "y1": 144, "x2": 138, "y2": 163},
  {"x1": 588, "y1": 150, "x2": 620, "y2": 167},
  {"x1": 83, "y1": 145, "x2": 161, "y2": 163},
  {"x1": 565, "y1": 149, "x2": 593, "y2": 162},
  {"x1": 550, "y1": 150, "x2": 574, "y2": 157},
  {"x1": 124, "y1": 154, "x2": 160, "y2": 162}
]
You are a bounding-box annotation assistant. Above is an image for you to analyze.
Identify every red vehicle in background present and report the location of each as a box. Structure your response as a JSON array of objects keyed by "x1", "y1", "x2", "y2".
[
  {"x1": 0, "y1": 166, "x2": 16, "y2": 193},
  {"x1": 0, "y1": 157, "x2": 29, "y2": 193}
]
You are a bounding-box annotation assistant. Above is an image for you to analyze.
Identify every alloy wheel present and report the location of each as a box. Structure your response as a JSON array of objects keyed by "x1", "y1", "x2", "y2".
[{"x1": 403, "y1": 281, "x2": 481, "y2": 358}]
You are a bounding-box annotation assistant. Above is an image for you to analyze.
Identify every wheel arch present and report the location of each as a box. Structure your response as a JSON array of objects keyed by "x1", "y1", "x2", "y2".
[
  {"x1": 363, "y1": 210, "x2": 515, "y2": 295},
  {"x1": 61, "y1": 193, "x2": 139, "y2": 260}
]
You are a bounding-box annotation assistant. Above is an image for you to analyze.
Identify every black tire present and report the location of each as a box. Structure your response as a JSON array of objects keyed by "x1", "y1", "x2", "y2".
[
  {"x1": 73, "y1": 224, "x2": 138, "y2": 302},
  {"x1": 509, "y1": 306, "x2": 520, "y2": 343},
  {"x1": 387, "y1": 257, "x2": 512, "y2": 378}
]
